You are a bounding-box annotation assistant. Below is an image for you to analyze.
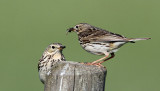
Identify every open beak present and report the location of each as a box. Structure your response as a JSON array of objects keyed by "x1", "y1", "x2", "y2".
[
  {"x1": 66, "y1": 27, "x2": 74, "y2": 35},
  {"x1": 58, "y1": 46, "x2": 66, "y2": 50}
]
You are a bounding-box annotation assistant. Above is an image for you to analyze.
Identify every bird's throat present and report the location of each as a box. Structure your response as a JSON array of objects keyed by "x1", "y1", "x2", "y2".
[{"x1": 52, "y1": 52, "x2": 64, "y2": 60}]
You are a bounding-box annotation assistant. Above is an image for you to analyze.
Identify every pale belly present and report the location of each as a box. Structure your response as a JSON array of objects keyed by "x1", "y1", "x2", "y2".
[
  {"x1": 81, "y1": 42, "x2": 126, "y2": 55},
  {"x1": 82, "y1": 43, "x2": 110, "y2": 55}
]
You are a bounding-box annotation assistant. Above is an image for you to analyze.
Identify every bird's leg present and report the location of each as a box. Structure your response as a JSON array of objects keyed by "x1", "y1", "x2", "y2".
[
  {"x1": 82, "y1": 53, "x2": 114, "y2": 67},
  {"x1": 87, "y1": 53, "x2": 114, "y2": 67},
  {"x1": 81, "y1": 62, "x2": 105, "y2": 68},
  {"x1": 92, "y1": 53, "x2": 110, "y2": 64},
  {"x1": 83, "y1": 53, "x2": 110, "y2": 66},
  {"x1": 92, "y1": 63, "x2": 105, "y2": 68},
  {"x1": 91, "y1": 53, "x2": 115, "y2": 67},
  {"x1": 98, "y1": 53, "x2": 115, "y2": 64}
]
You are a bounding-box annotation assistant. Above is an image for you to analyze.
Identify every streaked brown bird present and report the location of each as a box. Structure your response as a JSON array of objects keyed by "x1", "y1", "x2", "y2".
[
  {"x1": 38, "y1": 43, "x2": 66, "y2": 84},
  {"x1": 67, "y1": 23, "x2": 151, "y2": 66}
]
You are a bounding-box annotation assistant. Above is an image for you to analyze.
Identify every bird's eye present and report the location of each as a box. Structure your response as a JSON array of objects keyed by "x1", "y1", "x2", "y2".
[
  {"x1": 75, "y1": 26, "x2": 79, "y2": 28},
  {"x1": 52, "y1": 46, "x2": 55, "y2": 49}
]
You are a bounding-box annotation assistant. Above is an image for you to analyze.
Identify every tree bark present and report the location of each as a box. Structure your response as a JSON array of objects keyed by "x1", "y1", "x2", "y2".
[{"x1": 44, "y1": 61, "x2": 107, "y2": 91}]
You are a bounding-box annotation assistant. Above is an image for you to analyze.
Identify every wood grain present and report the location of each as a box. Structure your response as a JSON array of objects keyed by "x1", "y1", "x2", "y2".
[{"x1": 44, "y1": 61, "x2": 107, "y2": 91}]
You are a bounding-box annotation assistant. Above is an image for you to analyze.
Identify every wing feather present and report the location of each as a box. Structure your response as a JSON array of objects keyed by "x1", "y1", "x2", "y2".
[{"x1": 79, "y1": 27, "x2": 129, "y2": 43}]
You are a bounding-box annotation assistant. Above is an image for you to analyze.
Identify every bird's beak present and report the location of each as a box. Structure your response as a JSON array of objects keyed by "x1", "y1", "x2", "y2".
[
  {"x1": 66, "y1": 27, "x2": 74, "y2": 35},
  {"x1": 58, "y1": 46, "x2": 66, "y2": 50}
]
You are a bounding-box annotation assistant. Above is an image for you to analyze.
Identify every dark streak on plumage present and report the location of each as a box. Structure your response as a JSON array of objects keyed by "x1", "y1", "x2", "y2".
[{"x1": 77, "y1": 24, "x2": 128, "y2": 45}]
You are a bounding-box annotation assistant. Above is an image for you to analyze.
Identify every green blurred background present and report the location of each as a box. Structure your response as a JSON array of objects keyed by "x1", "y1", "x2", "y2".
[{"x1": 0, "y1": 0, "x2": 159, "y2": 91}]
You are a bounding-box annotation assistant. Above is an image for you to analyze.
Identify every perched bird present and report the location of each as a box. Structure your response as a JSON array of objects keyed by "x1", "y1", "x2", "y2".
[
  {"x1": 67, "y1": 23, "x2": 151, "y2": 66},
  {"x1": 38, "y1": 43, "x2": 66, "y2": 84}
]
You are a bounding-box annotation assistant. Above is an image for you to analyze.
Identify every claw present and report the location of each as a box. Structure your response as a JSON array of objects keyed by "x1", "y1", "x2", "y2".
[
  {"x1": 80, "y1": 62, "x2": 105, "y2": 68},
  {"x1": 79, "y1": 62, "x2": 88, "y2": 64},
  {"x1": 92, "y1": 63, "x2": 105, "y2": 68},
  {"x1": 82, "y1": 62, "x2": 93, "y2": 65}
]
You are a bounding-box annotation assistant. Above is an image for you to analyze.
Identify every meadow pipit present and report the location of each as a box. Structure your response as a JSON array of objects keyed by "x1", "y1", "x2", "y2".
[
  {"x1": 38, "y1": 43, "x2": 66, "y2": 84},
  {"x1": 67, "y1": 23, "x2": 151, "y2": 66}
]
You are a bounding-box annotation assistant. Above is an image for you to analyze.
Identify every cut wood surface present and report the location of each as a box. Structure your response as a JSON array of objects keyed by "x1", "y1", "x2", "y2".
[{"x1": 44, "y1": 61, "x2": 107, "y2": 91}]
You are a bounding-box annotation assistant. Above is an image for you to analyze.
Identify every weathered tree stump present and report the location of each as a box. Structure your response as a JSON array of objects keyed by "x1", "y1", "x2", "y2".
[{"x1": 44, "y1": 61, "x2": 107, "y2": 91}]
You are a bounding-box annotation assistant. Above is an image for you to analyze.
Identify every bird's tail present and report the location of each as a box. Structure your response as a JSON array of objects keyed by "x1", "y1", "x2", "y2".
[{"x1": 128, "y1": 38, "x2": 151, "y2": 42}]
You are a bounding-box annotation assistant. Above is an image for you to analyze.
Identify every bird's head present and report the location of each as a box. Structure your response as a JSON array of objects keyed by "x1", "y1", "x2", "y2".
[
  {"x1": 66, "y1": 23, "x2": 92, "y2": 35},
  {"x1": 46, "y1": 43, "x2": 66, "y2": 54}
]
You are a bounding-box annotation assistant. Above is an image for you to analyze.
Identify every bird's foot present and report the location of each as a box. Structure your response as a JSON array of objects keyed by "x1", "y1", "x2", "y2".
[
  {"x1": 80, "y1": 62, "x2": 105, "y2": 68},
  {"x1": 92, "y1": 63, "x2": 105, "y2": 68},
  {"x1": 80, "y1": 62, "x2": 93, "y2": 65}
]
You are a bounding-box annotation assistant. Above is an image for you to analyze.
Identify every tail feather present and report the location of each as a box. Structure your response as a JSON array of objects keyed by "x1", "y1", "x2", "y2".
[{"x1": 128, "y1": 38, "x2": 151, "y2": 42}]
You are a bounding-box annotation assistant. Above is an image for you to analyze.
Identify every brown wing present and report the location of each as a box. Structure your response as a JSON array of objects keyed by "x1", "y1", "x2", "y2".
[{"x1": 79, "y1": 27, "x2": 129, "y2": 43}]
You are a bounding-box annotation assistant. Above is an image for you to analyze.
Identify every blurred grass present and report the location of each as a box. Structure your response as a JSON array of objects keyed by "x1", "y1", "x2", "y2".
[{"x1": 0, "y1": 0, "x2": 159, "y2": 91}]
